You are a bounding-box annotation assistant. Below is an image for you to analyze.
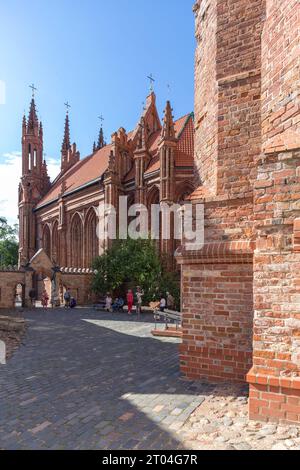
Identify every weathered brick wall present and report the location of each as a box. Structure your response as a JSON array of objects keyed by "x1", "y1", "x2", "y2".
[
  {"x1": 247, "y1": 0, "x2": 300, "y2": 424},
  {"x1": 261, "y1": 0, "x2": 300, "y2": 155},
  {"x1": 249, "y1": 150, "x2": 300, "y2": 423},
  {"x1": 194, "y1": 0, "x2": 218, "y2": 193},
  {"x1": 193, "y1": 0, "x2": 264, "y2": 197},
  {"x1": 216, "y1": 0, "x2": 263, "y2": 197},
  {"x1": 179, "y1": 0, "x2": 264, "y2": 382}
]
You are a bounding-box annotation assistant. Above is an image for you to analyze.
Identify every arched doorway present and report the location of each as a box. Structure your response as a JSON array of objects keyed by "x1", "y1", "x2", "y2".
[
  {"x1": 14, "y1": 284, "x2": 25, "y2": 308},
  {"x1": 71, "y1": 213, "x2": 84, "y2": 268}
]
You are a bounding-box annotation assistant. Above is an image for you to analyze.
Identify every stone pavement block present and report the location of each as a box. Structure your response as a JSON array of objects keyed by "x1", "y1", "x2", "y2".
[{"x1": 0, "y1": 310, "x2": 206, "y2": 450}]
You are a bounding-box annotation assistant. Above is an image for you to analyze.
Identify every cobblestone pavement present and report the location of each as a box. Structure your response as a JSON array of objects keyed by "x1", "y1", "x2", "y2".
[
  {"x1": 0, "y1": 309, "x2": 210, "y2": 450},
  {"x1": 180, "y1": 383, "x2": 300, "y2": 451}
]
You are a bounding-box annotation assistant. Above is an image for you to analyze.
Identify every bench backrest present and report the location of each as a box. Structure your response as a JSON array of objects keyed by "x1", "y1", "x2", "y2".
[{"x1": 164, "y1": 309, "x2": 182, "y2": 321}]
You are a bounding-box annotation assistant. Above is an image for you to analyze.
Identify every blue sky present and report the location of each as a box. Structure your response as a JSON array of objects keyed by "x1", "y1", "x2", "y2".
[{"x1": 0, "y1": 0, "x2": 195, "y2": 223}]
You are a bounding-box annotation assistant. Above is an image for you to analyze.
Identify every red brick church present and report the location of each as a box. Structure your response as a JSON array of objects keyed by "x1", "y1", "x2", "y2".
[
  {"x1": 0, "y1": 0, "x2": 298, "y2": 425},
  {"x1": 18, "y1": 92, "x2": 195, "y2": 270}
]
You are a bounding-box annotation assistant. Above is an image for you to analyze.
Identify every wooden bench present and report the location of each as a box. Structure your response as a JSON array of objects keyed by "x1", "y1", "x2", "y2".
[{"x1": 154, "y1": 308, "x2": 182, "y2": 331}]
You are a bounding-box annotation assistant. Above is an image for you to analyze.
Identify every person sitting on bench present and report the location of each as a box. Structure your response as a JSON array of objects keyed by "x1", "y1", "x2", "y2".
[{"x1": 112, "y1": 297, "x2": 124, "y2": 312}]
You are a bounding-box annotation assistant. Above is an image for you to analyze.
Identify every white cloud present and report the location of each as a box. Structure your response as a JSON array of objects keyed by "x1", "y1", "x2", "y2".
[{"x1": 0, "y1": 152, "x2": 60, "y2": 225}]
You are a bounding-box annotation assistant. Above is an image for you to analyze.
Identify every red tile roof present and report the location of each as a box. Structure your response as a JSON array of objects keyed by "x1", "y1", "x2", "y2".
[
  {"x1": 36, "y1": 112, "x2": 194, "y2": 209},
  {"x1": 144, "y1": 113, "x2": 194, "y2": 176},
  {"x1": 36, "y1": 144, "x2": 112, "y2": 209}
]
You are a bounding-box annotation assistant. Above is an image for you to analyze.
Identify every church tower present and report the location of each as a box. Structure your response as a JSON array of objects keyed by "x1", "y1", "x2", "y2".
[{"x1": 18, "y1": 95, "x2": 50, "y2": 267}]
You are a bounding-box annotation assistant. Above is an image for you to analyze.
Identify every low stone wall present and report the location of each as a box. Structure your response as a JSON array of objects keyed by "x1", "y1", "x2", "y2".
[{"x1": 0, "y1": 270, "x2": 28, "y2": 309}]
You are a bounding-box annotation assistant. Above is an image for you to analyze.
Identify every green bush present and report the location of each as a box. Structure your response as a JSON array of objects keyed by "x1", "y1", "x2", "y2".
[{"x1": 92, "y1": 238, "x2": 180, "y2": 306}]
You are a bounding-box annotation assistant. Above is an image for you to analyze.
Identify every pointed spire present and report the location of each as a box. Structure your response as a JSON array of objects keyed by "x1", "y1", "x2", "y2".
[
  {"x1": 61, "y1": 111, "x2": 71, "y2": 152},
  {"x1": 97, "y1": 126, "x2": 105, "y2": 150},
  {"x1": 27, "y1": 98, "x2": 38, "y2": 132},
  {"x1": 22, "y1": 114, "x2": 27, "y2": 134},
  {"x1": 93, "y1": 141, "x2": 97, "y2": 153},
  {"x1": 39, "y1": 121, "x2": 43, "y2": 141},
  {"x1": 161, "y1": 101, "x2": 176, "y2": 141}
]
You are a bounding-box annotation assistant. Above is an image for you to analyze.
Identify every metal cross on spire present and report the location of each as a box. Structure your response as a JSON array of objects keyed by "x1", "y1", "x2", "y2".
[
  {"x1": 64, "y1": 101, "x2": 71, "y2": 113},
  {"x1": 29, "y1": 83, "x2": 37, "y2": 98},
  {"x1": 98, "y1": 115, "x2": 104, "y2": 127},
  {"x1": 147, "y1": 73, "x2": 155, "y2": 92}
]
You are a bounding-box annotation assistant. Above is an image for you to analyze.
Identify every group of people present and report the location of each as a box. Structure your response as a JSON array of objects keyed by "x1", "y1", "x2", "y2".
[
  {"x1": 104, "y1": 287, "x2": 144, "y2": 316},
  {"x1": 28, "y1": 288, "x2": 77, "y2": 309},
  {"x1": 104, "y1": 288, "x2": 175, "y2": 317}
]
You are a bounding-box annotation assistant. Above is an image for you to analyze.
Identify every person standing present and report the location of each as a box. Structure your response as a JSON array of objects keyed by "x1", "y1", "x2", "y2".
[
  {"x1": 28, "y1": 288, "x2": 36, "y2": 308},
  {"x1": 136, "y1": 286, "x2": 144, "y2": 319},
  {"x1": 105, "y1": 293, "x2": 113, "y2": 312},
  {"x1": 160, "y1": 295, "x2": 166, "y2": 312},
  {"x1": 64, "y1": 289, "x2": 71, "y2": 308},
  {"x1": 127, "y1": 289, "x2": 134, "y2": 316},
  {"x1": 41, "y1": 290, "x2": 49, "y2": 309},
  {"x1": 166, "y1": 292, "x2": 175, "y2": 310}
]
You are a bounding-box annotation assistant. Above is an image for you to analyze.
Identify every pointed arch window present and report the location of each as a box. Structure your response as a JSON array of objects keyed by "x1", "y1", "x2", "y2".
[
  {"x1": 52, "y1": 221, "x2": 59, "y2": 265},
  {"x1": 42, "y1": 224, "x2": 51, "y2": 259},
  {"x1": 85, "y1": 208, "x2": 98, "y2": 268},
  {"x1": 28, "y1": 144, "x2": 32, "y2": 171},
  {"x1": 71, "y1": 214, "x2": 84, "y2": 268}
]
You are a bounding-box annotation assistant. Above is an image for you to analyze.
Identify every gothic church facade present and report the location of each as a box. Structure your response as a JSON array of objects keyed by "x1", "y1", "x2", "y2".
[{"x1": 18, "y1": 92, "x2": 195, "y2": 274}]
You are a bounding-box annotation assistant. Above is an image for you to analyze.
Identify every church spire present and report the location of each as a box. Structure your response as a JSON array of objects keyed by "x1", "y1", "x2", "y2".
[
  {"x1": 161, "y1": 100, "x2": 176, "y2": 141},
  {"x1": 61, "y1": 103, "x2": 80, "y2": 173},
  {"x1": 27, "y1": 98, "x2": 39, "y2": 133},
  {"x1": 94, "y1": 115, "x2": 105, "y2": 151},
  {"x1": 61, "y1": 110, "x2": 71, "y2": 153},
  {"x1": 97, "y1": 126, "x2": 105, "y2": 150}
]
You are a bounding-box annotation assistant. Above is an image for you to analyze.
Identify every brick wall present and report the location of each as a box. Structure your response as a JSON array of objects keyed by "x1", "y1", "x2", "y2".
[
  {"x1": 179, "y1": 256, "x2": 253, "y2": 382},
  {"x1": 0, "y1": 271, "x2": 29, "y2": 309},
  {"x1": 194, "y1": 0, "x2": 218, "y2": 193},
  {"x1": 193, "y1": 0, "x2": 264, "y2": 197},
  {"x1": 216, "y1": 0, "x2": 263, "y2": 197},
  {"x1": 247, "y1": 0, "x2": 300, "y2": 424},
  {"x1": 179, "y1": 0, "x2": 264, "y2": 383},
  {"x1": 261, "y1": 0, "x2": 300, "y2": 155}
]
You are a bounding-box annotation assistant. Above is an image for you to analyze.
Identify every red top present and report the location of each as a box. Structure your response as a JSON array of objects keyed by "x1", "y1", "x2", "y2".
[{"x1": 127, "y1": 292, "x2": 133, "y2": 303}]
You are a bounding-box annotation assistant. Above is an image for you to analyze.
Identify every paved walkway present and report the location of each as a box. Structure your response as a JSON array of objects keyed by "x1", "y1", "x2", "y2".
[{"x1": 0, "y1": 309, "x2": 211, "y2": 450}]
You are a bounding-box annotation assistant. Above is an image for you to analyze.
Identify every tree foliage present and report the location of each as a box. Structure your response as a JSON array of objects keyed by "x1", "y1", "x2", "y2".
[
  {"x1": 0, "y1": 217, "x2": 19, "y2": 268},
  {"x1": 92, "y1": 238, "x2": 180, "y2": 307}
]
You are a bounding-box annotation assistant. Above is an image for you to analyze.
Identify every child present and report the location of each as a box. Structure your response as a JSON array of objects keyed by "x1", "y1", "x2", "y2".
[
  {"x1": 41, "y1": 290, "x2": 49, "y2": 308},
  {"x1": 126, "y1": 290, "x2": 134, "y2": 316}
]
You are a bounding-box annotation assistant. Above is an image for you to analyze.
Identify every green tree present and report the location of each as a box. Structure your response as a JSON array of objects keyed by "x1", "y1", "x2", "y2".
[
  {"x1": 0, "y1": 217, "x2": 19, "y2": 268},
  {"x1": 92, "y1": 238, "x2": 180, "y2": 306}
]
